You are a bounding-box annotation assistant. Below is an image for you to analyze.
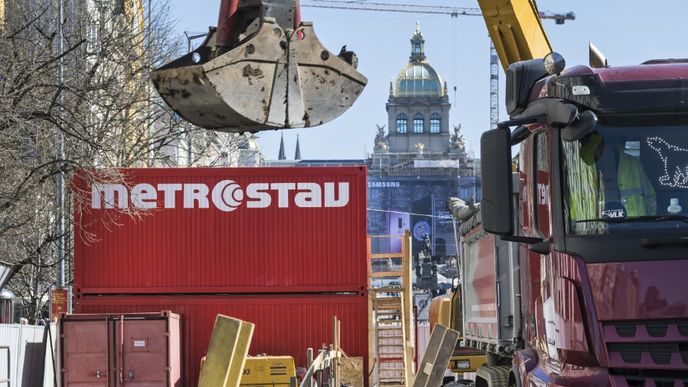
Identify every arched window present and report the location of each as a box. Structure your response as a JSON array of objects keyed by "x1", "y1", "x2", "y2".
[
  {"x1": 413, "y1": 113, "x2": 424, "y2": 133},
  {"x1": 396, "y1": 113, "x2": 408, "y2": 133},
  {"x1": 430, "y1": 113, "x2": 441, "y2": 133}
]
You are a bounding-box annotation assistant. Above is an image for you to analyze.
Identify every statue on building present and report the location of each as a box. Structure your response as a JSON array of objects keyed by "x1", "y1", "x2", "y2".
[
  {"x1": 415, "y1": 142, "x2": 425, "y2": 158},
  {"x1": 374, "y1": 124, "x2": 389, "y2": 152},
  {"x1": 450, "y1": 124, "x2": 466, "y2": 153}
]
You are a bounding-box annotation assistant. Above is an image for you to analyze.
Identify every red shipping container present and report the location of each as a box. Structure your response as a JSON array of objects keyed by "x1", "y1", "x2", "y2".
[
  {"x1": 76, "y1": 294, "x2": 369, "y2": 386},
  {"x1": 59, "y1": 311, "x2": 181, "y2": 386},
  {"x1": 73, "y1": 167, "x2": 367, "y2": 295}
]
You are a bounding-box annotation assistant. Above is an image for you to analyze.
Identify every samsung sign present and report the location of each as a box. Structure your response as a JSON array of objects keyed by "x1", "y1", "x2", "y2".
[
  {"x1": 92, "y1": 181, "x2": 349, "y2": 212},
  {"x1": 367, "y1": 181, "x2": 400, "y2": 188}
]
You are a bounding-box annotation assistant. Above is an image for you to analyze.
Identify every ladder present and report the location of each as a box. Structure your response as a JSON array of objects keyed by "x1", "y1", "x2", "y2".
[{"x1": 368, "y1": 231, "x2": 413, "y2": 387}]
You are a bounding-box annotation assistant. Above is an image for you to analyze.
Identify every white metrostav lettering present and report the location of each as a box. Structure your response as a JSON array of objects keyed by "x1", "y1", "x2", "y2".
[{"x1": 91, "y1": 180, "x2": 350, "y2": 212}]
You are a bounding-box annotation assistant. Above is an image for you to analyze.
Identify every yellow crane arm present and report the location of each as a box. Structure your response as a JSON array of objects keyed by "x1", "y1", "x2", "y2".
[{"x1": 477, "y1": 0, "x2": 553, "y2": 71}]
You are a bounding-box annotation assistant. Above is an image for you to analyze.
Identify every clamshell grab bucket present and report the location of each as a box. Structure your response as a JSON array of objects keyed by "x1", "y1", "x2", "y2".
[{"x1": 151, "y1": 18, "x2": 367, "y2": 133}]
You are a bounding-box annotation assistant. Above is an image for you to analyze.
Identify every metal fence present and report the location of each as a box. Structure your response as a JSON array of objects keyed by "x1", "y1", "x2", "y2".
[
  {"x1": 0, "y1": 324, "x2": 56, "y2": 387},
  {"x1": 0, "y1": 346, "x2": 8, "y2": 387}
]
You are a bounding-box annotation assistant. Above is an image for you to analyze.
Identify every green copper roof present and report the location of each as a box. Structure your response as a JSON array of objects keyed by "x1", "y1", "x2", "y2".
[{"x1": 392, "y1": 24, "x2": 445, "y2": 98}]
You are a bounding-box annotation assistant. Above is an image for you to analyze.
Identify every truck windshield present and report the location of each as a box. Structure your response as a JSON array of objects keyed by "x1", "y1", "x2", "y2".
[{"x1": 562, "y1": 123, "x2": 688, "y2": 235}]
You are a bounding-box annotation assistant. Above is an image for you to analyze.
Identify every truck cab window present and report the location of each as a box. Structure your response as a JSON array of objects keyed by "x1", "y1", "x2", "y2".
[{"x1": 562, "y1": 123, "x2": 688, "y2": 235}]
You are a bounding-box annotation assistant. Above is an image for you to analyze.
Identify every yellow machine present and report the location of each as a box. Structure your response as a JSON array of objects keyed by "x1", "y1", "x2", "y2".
[
  {"x1": 476, "y1": 0, "x2": 552, "y2": 71},
  {"x1": 429, "y1": 291, "x2": 485, "y2": 378},
  {"x1": 240, "y1": 357, "x2": 297, "y2": 387}
]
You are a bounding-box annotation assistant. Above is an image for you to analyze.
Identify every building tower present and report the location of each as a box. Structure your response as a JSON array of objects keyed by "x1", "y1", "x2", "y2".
[
  {"x1": 294, "y1": 135, "x2": 301, "y2": 160},
  {"x1": 384, "y1": 23, "x2": 451, "y2": 155},
  {"x1": 278, "y1": 133, "x2": 286, "y2": 160}
]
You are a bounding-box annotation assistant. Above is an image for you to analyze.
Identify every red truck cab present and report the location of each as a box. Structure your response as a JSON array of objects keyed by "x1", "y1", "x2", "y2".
[{"x1": 480, "y1": 55, "x2": 688, "y2": 386}]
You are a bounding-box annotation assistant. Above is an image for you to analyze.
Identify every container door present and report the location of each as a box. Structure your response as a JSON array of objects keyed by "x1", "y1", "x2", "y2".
[
  {"x1": 117, "y1": 318, "x2": 168, "y2": 386},
  {"x1": 62, "y1": 320, "x2": 110, "y2": 386}
]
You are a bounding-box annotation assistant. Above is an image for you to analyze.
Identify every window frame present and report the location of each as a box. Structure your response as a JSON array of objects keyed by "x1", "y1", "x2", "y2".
[
  {"x1": 430, "y1": 113, "x2": 441, "y2": 133},
  {"x1": 396, "y1": 113, "x2": 408, "y2": 133},
  {"x1": 413, "y1": 113, "x2": 424, "y2": 133}
]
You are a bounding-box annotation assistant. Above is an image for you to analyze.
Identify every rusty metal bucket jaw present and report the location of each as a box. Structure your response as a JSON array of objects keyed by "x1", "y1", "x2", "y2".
[{"x1": 151, "y1": 18, "x2": 367, "y2": 133}]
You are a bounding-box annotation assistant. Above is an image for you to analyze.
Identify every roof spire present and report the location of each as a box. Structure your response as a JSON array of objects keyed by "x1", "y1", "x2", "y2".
[
  {"x1": 410, "y1": 23, "x2": 426, "y2": 63},
  {"x1": 294, "y1": 135, "x2": 301, "y2": 160},
  {"x1": 278, "y1": 133, "x2": 286, "y2": 160}
]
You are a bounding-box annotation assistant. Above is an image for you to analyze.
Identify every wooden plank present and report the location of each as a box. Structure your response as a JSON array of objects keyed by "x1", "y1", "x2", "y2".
[
  {"x1": 369, "y1": 253, "x2": 403, "y2": 259},
  {"x1": 334, "y1": 316, "x2": 341, "y2": 387},
  {"x1": 372, "y1": 287, "x2": 406, "y2": 293},
  {"x1": 371, "y1": 271, "x2": 403, "y2": 278},
  {"x1": 401, "y1": 230, "x2": 414, "y2": 386},
  {"x1": 375, "y1": 297, "x2": 402, "y2": 303},
  {"x1": 198, "y1": 315, "x2": 255, "y2": 387},
  {"x1": 367, "y1": 236, "x2": 375, "y2": 380},
  {"x1": 411, "y1": 325, "x2": 460, "y2": 387}
]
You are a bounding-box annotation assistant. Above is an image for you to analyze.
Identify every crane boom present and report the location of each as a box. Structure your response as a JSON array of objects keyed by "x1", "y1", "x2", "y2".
[
  {"x1": 477, "y1": 0, "x2": 552, "y2": 71},
  {"x1": 302, "y1": 0, "x2": 574, "y2": 127},
  {"x1": 303, "y1": 0, "x2": 572, "y2": 71}
]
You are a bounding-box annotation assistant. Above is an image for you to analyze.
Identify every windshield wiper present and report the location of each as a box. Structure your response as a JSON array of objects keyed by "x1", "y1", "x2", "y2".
[
  {"x1": 576, "y1": 215, "x2": 688, "y2": 224},
  {"x1": 641, "y1": 236, "x2": 688, "y2": 248}
]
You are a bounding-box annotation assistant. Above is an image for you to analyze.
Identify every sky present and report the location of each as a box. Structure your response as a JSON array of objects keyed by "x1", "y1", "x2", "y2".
[{"x1": 167, "y1": 0, "x2": 688, "y2": 161}]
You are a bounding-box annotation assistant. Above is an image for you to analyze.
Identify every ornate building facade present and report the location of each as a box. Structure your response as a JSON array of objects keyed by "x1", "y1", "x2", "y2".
[
  {"x1": 368, "y1": 25, "x2": 481, "y2": 258},
  {"x1": 265, "y1": 25, "x2": 482, "y2": 259}
]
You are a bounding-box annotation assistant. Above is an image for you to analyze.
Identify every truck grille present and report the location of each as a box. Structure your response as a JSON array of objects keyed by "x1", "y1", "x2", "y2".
[
  {"x1": 609, "y1": 369, "x2": 688, "y2": 387},
  {"x1": 603, "y1": 319, "x2": 688, "y2": 385}
]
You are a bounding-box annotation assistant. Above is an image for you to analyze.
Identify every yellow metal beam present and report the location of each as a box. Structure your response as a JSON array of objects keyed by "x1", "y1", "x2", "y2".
[{"x1": 477, "y1": 0, "x2": 552, "y2": 71}]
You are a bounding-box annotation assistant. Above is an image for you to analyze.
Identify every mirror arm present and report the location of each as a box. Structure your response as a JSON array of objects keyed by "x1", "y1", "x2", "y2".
[
  {"x1": 500, "y1": 235, "x2": 544, "y2": 244},
  {"x1": 498, "y1": 115, "x2": 545, "y2": 130},
  {"x1": 499, "y1": 235, "x2": 551, "y2": 254},
  {"x1": 511, "y1": 125, "x2": 531, "y2": 145},
  {"x1": 529, "y1": 240, "x2": 551, "y2": 254}
]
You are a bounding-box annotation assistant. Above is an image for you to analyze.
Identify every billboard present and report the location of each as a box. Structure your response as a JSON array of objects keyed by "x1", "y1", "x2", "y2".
[{"x1": 367, "y1": 175, "x2": 479, "y2": 257}]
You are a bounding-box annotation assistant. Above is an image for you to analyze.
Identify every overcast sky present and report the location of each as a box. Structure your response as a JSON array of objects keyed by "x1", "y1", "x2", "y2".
[{"x1": 168, "y1": 0, "x2": 688, "y2": 161}]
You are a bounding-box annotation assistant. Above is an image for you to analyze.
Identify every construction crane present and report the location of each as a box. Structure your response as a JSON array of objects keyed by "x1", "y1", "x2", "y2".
[{"x1": 301, "y1": 0, "x2": 575, "y2": 128}]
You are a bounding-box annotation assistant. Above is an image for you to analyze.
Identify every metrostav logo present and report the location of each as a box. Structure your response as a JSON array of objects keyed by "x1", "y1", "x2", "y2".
[{"x1": 91, "y1": 180, "x2": 350, "y2": 212}]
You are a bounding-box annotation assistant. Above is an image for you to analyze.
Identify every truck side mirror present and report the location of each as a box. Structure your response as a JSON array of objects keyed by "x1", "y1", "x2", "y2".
[{"x1": 480, "y1": 127, "x2": 514, "y2": 235}]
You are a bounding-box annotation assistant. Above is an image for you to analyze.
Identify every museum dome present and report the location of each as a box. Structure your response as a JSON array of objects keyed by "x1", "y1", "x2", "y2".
[{"x1": 392, "y1": 23, "x2": 446, "y2": 98}]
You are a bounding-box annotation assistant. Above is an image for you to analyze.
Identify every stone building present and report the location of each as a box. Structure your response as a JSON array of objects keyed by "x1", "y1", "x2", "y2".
[
  {"x1": 265, "y1": 25, "x2": 482, "y2": 259},
  {"x1": 368, "y1": 24, "x2": 480, "y2": 258}
]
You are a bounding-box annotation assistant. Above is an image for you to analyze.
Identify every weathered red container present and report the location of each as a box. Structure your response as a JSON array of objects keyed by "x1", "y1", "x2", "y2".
[
  {"x1": 76, "y1": 294, "x2": 368, "y2": 386},
  {"x1": 59, "y1": 311, "x2": 181, "y2": 386},
  {"x1": 73, "y1": 167, "x2": 367, "y2": 295}
]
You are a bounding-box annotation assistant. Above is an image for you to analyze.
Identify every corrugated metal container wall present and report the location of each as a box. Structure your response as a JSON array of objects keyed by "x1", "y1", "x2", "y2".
[
  {"x1": 73, "y1": 167, "x2": 367, "y2": 295},
  {"x1": 76, "y1": 294, "x2": 369, "y2": 386},
  {"x1": 59, "y1": 312, "x2": 181, "y2": 386}
]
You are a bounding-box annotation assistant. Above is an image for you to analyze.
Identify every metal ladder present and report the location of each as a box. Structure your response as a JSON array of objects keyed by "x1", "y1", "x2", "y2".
[{"x1": 368, "y1": 231, "x2": 413, "y2": 387}]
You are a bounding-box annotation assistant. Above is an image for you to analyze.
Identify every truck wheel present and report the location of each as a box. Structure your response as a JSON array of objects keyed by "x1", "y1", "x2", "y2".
[
  {"x1": 475, "y1": 365, "x2": 511, "y2": 387},
  {"x1": 509, "y1": 365, "x2": 521, "y2": 387}
]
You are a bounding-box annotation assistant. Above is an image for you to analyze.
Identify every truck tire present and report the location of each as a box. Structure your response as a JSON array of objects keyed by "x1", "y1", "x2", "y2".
[
  {"x1": 475, "y1": 365, "x2": 511, "y2": 387},
  {"x1": 509, "y1": 365, "x2": 521, "y2": 387}
]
